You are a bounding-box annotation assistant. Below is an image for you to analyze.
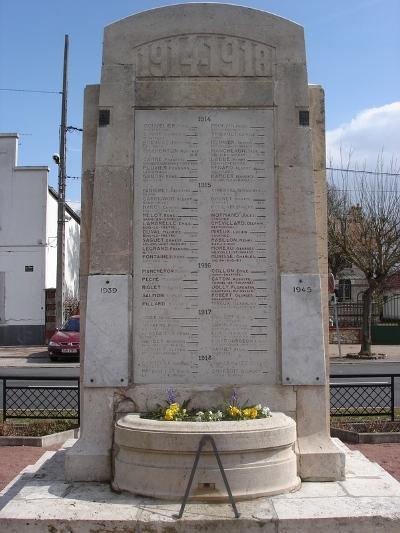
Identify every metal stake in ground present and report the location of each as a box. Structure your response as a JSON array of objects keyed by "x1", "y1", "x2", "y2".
[{"x1": 173, "y1": 434, "x2": 240, "y2": 520}]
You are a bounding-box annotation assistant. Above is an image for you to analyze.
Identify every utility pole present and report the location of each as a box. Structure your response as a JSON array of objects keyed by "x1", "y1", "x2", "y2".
[{"x1": 55, "y1": 34, "x2": 69, "y2": 328}]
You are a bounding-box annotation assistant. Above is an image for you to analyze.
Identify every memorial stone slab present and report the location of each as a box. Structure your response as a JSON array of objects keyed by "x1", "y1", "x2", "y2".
[
  {"x1": 133, "y1": 109, "x2": 276, "y2": 384},
  {"x1": 281, "y1": 273, "x2": 326, "y2": 385},
  {"x1": 84, "y1": 274, "x2": 130, "y2": 387}
]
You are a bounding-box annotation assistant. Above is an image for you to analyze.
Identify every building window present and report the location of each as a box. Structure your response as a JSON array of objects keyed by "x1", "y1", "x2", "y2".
[
  {"x1": 298, "y1": 110, "x2": 309, "y2": 126},
  {"x1": 99, "y1": 109, "x2": 110, "y2": 126},
  {"x1": 338, "y1": 279, "x2": 352, "y2": 302}
]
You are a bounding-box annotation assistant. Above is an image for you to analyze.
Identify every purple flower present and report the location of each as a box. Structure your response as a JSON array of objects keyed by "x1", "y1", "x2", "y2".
[
  {"x1": 231, "y1": 389, "x2": 238, "y2": 406},
  {"x1": 167, "y1": 387, "x2": 176, "y2": 405}
]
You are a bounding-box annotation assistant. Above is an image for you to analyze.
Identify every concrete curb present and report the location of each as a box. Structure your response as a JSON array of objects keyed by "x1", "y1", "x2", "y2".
[
  {"x1": 331, "y1": 427, "x2": 400, "y2": 444},
  {"x1": 0, "y1": 428, "x2": 79, "y2": 447}
]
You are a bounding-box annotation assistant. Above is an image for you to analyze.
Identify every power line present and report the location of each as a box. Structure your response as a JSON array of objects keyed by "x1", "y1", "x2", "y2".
[
  {"x1": 66, "y1": 126, "x2": 83, "y2": 132},
  {"x1": 327, "y1": 167, "x2": 400, "y2": 177},
  {"x1": 0, "y1": 88, "x2": 61, "y2": 95}
]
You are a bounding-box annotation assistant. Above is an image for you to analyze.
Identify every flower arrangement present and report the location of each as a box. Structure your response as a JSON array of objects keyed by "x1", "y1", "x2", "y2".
[{"x1": 140, "y1": 388, "x2": 271, "y2": 422}]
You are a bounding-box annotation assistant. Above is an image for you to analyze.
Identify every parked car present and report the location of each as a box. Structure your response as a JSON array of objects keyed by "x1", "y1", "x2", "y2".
[{"x1": 48, "y1": 315, "x2": 80, "y2": 361}]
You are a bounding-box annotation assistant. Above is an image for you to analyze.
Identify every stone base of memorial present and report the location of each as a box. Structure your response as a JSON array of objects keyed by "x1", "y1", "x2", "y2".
[{"x1": 112, "y1": 412, "x2": 300, "y2": 501}]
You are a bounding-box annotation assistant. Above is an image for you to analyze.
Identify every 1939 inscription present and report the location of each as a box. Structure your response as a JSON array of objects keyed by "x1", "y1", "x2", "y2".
[
  {"x1": 133, "y1": 35, "x2": 273, "y2": 77},
  {"x1": 100, "y1": 287, "x2": 118, "y2": 294}
]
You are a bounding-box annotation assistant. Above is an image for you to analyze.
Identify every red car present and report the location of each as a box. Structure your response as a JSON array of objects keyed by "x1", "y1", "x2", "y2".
[{"x1": 48, "y1": 315, "x2": 80, "y2": 361}]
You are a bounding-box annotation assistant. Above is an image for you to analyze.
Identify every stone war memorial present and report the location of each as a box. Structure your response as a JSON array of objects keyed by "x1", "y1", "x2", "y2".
[
  {"x1": 65, "y1": 2, "x2": 346, "y2": 497},
  {"x1": 2, "y1": 5, "x2": 400, "y2": 532}
]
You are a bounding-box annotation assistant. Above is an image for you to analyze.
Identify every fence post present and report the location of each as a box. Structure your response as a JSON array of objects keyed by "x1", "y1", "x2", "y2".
[
  {"x1": 391, "y1": 376, "x2": 395, "y2": 421},
  {"x1": 78, "y1": 379, "x2": 81, "y2": 426},
  {"x1": 2, "y1": 377, "x2": 6, "y2": 422},
  {"x1": 332, "y1": 294, "x2": 342, "y2": 357}
]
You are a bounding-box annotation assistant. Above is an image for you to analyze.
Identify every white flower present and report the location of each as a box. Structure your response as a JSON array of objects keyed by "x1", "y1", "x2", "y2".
[
  {"x1": 261, "y1": 406, "x2": 271, "y2": 417},
  {"x1": 255, "y1": 404, "x2": 262, "y2": 411},
  {"x1": 216, "y1": 410, "x2": 223, "y2": 419},
  {"x1": 196, "y1": 411, "x2": 204, "y2": 416}
]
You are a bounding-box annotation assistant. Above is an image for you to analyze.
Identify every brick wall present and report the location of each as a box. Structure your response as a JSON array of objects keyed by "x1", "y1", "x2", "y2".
[
  {"x1": 45, "y1": 288, "x2": 56, "y2": 342},
  {"x1": 329, "y1": 326, "x2": 361, "y2": 344}
]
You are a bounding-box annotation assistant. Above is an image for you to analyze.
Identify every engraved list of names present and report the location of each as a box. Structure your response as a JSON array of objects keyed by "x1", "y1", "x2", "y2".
[{"x1": 133, "y1": 109, "x2": 276, "y2": 384}]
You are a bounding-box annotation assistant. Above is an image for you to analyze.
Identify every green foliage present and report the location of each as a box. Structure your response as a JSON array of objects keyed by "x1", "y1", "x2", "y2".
[
  {"x1": 140, "y1": 389, "x2": 271, "y2": 422},
  {"x1": 0, "y1": 419, "x2": 78, "y2": 437}
]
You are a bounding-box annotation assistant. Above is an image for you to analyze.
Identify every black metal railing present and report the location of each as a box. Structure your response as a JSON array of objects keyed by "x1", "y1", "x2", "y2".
[
  {"x1": 1, "y1": 376, "x2": 80, "y2": 424},
  {"x1": 1, "y1": 373, "x2": 398, "y2": 426},
  {"x1": 330, "y1": 295, "x2": 400, "y2": 328},
  {"x1": 330, "y1": 373, "x2": 400, "y2": 421},
  {"x1": 329, "y1": 302, "x2": 380, "y2": 327}
]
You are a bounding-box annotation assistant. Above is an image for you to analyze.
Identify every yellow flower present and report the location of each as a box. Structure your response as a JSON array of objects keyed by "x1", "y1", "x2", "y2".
[
  {"x1": 229, "y1": 406, "x2": 242, "y2": 417},
  {"x1": 249, "y1": 408, "x2": 258, "y2": 419},
  {"x1": 242, "y1": 407, "x2": 258, "y2": 419},
  {"x1": 164, "y1": 408, "x2": 175, "y2": 420},
  {"x1": 164, "y1": 403, "x2": 181, "y2": 421}
]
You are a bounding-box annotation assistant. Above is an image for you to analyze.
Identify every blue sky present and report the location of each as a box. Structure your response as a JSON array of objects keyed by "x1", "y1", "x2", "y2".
[{"x1": 1, "y1": 0, "x2": 399, "y2": 208}]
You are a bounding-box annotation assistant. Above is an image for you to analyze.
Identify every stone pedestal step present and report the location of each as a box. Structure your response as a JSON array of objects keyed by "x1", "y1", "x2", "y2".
[{"x1": 0, "y1": 440, "x2": 399, "y2": 532}]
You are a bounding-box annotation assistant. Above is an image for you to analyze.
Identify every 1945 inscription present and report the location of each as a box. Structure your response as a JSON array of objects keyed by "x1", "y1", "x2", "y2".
[{"x1": 133, "y1": 35, "x2": 273, "y2": 77}]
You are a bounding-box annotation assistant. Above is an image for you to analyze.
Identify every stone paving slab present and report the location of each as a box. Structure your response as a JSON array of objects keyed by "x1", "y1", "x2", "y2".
[
  {"x1": 0, "y1": 439, "x2": 399, "y2": 532},
  {"x1": 329, "y1": 343, "x2": 400, "y2": 361},
  {"x1": 0, "y1": 346, "x2": 79, "y2": 368}
]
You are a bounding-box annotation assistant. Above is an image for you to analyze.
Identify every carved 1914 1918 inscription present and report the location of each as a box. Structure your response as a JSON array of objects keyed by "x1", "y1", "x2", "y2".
[
  {"x1": 133, "y1": 35, "x2": 273, "y2": 77},
  {"x1": 133, "y1": 109, "x2": 276, "y2": 384}
]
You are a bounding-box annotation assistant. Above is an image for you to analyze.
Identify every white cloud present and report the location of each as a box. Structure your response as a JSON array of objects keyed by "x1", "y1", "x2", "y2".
[{"x1": 326, "y1": 102, "x2": 400, "y2": 169}]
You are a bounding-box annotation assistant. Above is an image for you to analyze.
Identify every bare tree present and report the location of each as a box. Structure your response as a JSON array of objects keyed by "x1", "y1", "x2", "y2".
[
  {"x1": 328, "y1": 158, "x2": 400, "y2": 356},
  {"x1": 327, "y1": 184, "x2": 352, "y2": 277}
]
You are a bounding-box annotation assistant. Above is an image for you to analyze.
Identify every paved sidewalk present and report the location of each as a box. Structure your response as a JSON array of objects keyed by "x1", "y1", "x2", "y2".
[
  {"x1": 347, "y1": 443, "x2": 400, "y2": 482},
  {"x1": 0, "y1": 445, "x2": 60, "y2": 491},
  {"x1": 329, "y1": 343, "x2": 400, "y2": 362},
  {"x1": 0, "y1": 346, "x2": 51, "y2": 369},
  {"x1": 0, "y1": 346, "x2": 79, "y2": 368}
]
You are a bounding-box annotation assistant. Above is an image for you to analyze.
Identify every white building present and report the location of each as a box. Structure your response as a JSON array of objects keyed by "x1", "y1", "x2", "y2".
[{"x1": 0, "y1": 133, "x2": 80, "y2": 345}]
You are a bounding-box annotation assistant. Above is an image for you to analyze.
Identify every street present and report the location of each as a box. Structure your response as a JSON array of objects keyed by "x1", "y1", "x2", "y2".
[
  {"x1": 330, "y1": 361, "x2": 400, "y2": 409},
  {"x1": 1, "y1": 346, "x2": 400, "y2": 413},
  {"x1": 0, "y1": 347, "x2": 79, "y2": 414}
]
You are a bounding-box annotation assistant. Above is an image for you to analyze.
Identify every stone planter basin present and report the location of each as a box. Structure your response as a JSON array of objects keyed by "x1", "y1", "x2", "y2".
[{"x1": 113, "y1": 412, "x2": 300, "y2": 501}]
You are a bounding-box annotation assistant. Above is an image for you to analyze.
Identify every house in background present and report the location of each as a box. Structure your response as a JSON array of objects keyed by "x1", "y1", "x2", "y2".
[
  {"x1": 0, "y1": 133, "x2": 80, "y2": 345},
  {"x1": 334, "y1": 263, "x2": 367, "y2": 303},
  {"x1": 335, "y1": 263, "x2": 400, "y2": 310},
  {"x1": 330, "y1": 263, "x2": 400, "y2": 344}
]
